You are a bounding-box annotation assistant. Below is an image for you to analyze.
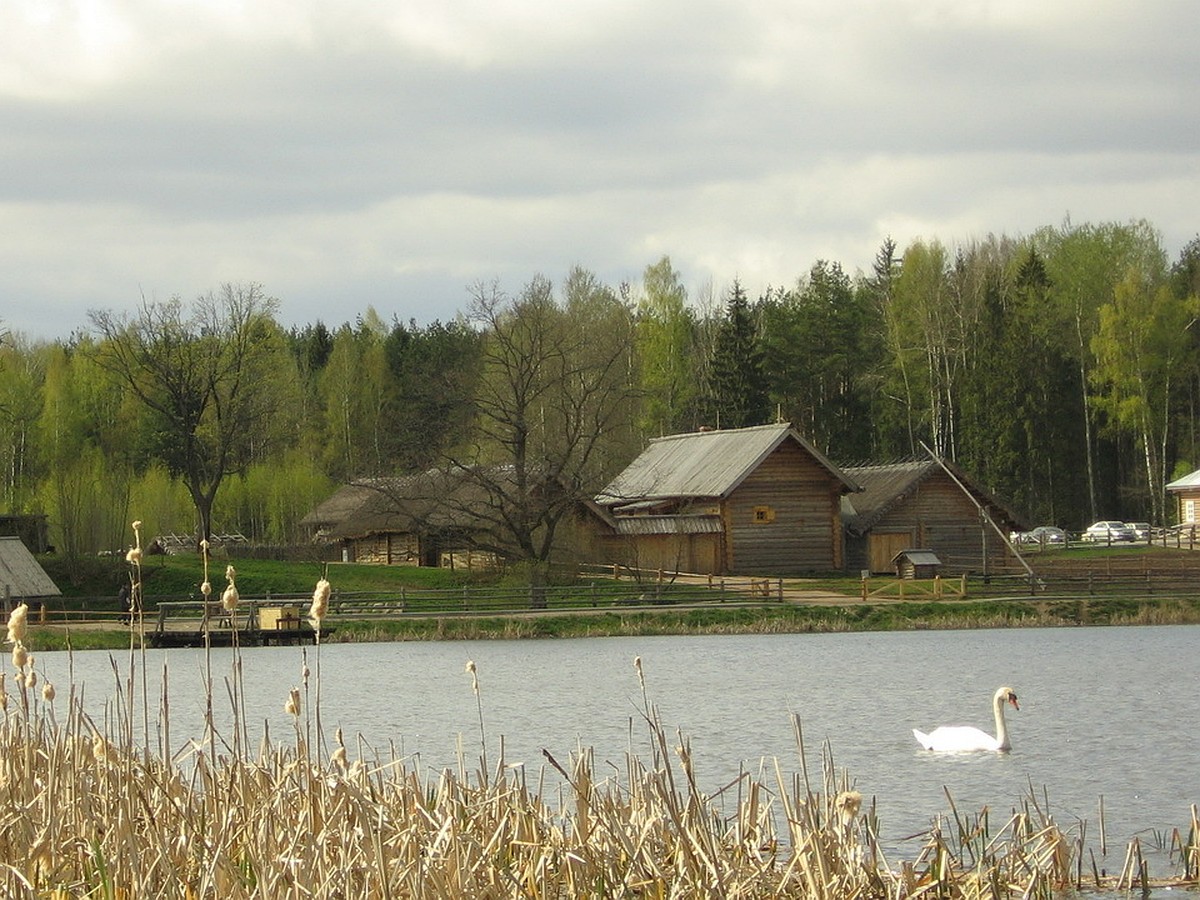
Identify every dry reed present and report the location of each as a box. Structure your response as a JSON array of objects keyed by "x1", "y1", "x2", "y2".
[{"x1": 1, "y1": 531, "x2": 1195, "y2": 896}]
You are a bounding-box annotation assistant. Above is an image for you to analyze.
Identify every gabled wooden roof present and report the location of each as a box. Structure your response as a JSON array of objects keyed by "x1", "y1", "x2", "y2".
[
  {"x1": 0, "y1": 537, "x2": 60, "y2": 598},
  {"x1": 840, "y1": 459, "x2": 1025, "y2": 536},
  {"x1": 597, "y1": 423, "x2": 858, "y2": 508},
  {"x1": 1166, "y1": 469, "x2": 1200, "y2": 491}
]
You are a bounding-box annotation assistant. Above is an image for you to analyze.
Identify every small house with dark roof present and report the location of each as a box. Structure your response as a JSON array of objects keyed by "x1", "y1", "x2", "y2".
[
  {"x1": 841, "y1": 460, "x2": 1024, "y2": 574},
  {"x1": 302, "y1": 466, "x2": 608, "y2": 570},
  {"x1": 892, "y1": 548, "x2": 942, "y2": 579},
  {"x1": 301, "y1": 470, "x2": 502, "y2": 568},
  {"x1": 594, "y1": 423, "x2": 860, "y2": 575}
]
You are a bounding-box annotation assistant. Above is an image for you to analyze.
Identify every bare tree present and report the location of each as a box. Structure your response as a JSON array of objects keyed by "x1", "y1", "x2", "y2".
[
  {"x1": 90, "y1": 284, "x2": 290, "y2": 546},
  {"x1": 447, "y1": 271, "x2": 639, "y2": 603}
]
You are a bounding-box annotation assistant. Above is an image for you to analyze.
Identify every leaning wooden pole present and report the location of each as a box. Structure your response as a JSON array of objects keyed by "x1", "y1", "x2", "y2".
[{"x1": 919, "y1": 441, "x2": 1036, "y2": 580}]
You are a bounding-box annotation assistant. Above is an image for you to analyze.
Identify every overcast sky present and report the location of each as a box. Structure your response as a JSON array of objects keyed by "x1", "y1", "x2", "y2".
[{"x1": 2, "y1": 0, "x2": 1197, "y2": 341}]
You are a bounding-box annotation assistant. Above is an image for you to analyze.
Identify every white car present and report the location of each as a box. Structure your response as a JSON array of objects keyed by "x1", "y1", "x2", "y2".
[
  {"x1": 1018, "y1": 525, "x2": 1067, "y2": 545},
  {"x1": 1082, "y1": 520, "x2": 1135, "y2": 543}
]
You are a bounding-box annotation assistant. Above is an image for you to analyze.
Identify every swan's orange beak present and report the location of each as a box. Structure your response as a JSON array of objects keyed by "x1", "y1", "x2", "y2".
[{"x1": 1008, "y1": 693, "x2": 1020, "y2": 710}]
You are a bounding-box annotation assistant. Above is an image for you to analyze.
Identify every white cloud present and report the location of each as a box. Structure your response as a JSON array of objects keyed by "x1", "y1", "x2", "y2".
[{"x1": 1, "y1": 0, "x2": 1197, "y2": 339}]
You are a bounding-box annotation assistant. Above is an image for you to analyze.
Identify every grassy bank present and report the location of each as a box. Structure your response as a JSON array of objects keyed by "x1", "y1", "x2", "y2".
[
  {"x1": 25, "y1": 594, "x2": 1200, "y2": 652},
  {"x1": 28, "y1": 551, "x2": 1200, "y2": 653}
]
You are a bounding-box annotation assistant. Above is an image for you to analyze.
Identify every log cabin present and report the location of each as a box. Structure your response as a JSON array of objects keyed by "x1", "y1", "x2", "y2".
[
  {"x1": 840, "y1": 460, "x2": 1024, "y2": 575},
  {"x1": 594, "y1": 423, "x2": 860, "y2": 575}
]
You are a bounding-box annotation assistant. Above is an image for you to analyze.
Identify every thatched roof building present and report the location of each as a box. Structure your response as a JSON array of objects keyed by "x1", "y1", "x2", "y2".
[{"x1": 0, "y1": 537, "x2": 60, "y2": 600}]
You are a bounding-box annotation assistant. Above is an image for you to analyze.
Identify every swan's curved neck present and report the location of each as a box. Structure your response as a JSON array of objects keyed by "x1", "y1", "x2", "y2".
[{"x1": 993, "y1": 695, "x2": 1011, "y2": 750}]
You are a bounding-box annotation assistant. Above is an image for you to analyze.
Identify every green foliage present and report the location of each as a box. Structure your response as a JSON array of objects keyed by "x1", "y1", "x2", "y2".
[
  {"x1": 382, "y1": 318, "x2": 482, "y2": 471},
  {"x1": 10, "y1": 222, "x2": 1200, "y2": 558},
  {"x1": 635, "y1": 256, "x2": 698, "y2": 437},
  {"x1": 703, "y1": 279, "x2": 770, "y2": 428},
  {"x1": 760, "y1": 261, "x2": 875, "y2": 457}
]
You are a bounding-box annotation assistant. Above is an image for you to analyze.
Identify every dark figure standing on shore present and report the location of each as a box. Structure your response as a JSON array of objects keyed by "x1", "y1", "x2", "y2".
[{"x1": 118, "y1": 584, "x2": 135, "y2": 624}]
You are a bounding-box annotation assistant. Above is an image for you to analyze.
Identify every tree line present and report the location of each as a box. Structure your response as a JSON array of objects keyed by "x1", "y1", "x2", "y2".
[{"x1": 1, "y1": 217, "x2": 1198, "y2": 571}]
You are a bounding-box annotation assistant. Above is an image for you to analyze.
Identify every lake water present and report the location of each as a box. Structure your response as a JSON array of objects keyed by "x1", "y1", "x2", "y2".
[{"x1": 31, "y1": 624, "x2": 1200, "y2": 874}]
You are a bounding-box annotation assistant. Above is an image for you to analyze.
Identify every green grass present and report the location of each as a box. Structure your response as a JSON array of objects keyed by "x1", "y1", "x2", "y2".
[{"x1": 40, "y1": 552, "x2": 474, "y2": 599}]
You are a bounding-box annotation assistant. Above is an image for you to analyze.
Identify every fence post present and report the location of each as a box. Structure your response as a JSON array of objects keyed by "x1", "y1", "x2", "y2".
[
  {"x1": 777, "y1": 578, "x2": 783, "y2": 602},
  {"x1": 960, "y1": 574, "x2": 966, "y2": 597},
  {"x1": 861, "y1": 578, "x2": 868, "y2": 601}
]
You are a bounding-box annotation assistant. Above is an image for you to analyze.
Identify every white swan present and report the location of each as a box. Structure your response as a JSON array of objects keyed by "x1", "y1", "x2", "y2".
[{"x1": 913, "y1": 686, "x2": 1020, "y2": 752}]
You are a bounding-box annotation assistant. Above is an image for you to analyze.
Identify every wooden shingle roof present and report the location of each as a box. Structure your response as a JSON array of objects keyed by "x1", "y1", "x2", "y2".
[
  {"x1": 840, "y1": 459, "x2": 1025, "y2": 536},
  {"x1": 597, "y1": 423, "x2": 858, "y2": 508}
]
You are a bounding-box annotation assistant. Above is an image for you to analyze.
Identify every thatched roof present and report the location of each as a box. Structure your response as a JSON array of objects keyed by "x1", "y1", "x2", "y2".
[
  {"x1": 0, "y1": 537, "x2": 60, "y2": 598},
  {"x1": 597, "y1": 423, "x2": 858, "y2": 510},
  {"x1": 301, "y1": 470, "x2": 498, "y2": 540}
]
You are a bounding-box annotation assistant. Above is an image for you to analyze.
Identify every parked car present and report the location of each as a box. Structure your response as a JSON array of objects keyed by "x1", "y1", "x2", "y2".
[
  {"x1": 1127, "y1": 522, "x2": 1152, "y2": 541},
  {"x1": 1016, "y1": 525, "x2": 1067, "y2": 545},
  {"x1": 1082, "y1": 520, "x2": 1136, "y2": 543}
]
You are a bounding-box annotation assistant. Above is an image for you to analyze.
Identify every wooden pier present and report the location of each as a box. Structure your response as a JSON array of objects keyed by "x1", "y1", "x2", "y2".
[{"x1": 150, "y1": 600, "x2": 328, "y2": 648}]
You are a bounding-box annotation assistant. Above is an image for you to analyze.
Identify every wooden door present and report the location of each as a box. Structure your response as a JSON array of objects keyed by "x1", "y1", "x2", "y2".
[{"x1": 868, "y1": 531, "x2": 914, "y2": 574}]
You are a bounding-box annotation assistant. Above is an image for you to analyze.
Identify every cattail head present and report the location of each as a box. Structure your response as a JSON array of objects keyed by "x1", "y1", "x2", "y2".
[
  {"x1": 125, "y1": 546, "x2": 143, "y2": 565},
  {"x1": 331, "y1": 746, "x2": 347, "y2": 770},
  {"x1": 309, "y1": 578, "x2": 331, "y2": 628},
  {"x1": 633, "y1": 655, "x2": 644, "y2": 690},
  {"x1": 221, "y1": 584, "x2": 239, "y2": 612},
  {"x1": 6, "y1": 603, "x2": 28, "y2": 645},
  {"x1": 41, "y1": 681, "x2": 55, "y2": 703},
  {"x1": 284, "y1": 687, "x2": 300, "y2": 717},
  {"x1": 26, "y1": 669, "x2": 37, "y2": 689},
  {"x1": 11, "y1": 642, "x2": 28, "y2": 670},
  {"x1": 465, "y1": 659, "x2": 479, "y2": 695}
]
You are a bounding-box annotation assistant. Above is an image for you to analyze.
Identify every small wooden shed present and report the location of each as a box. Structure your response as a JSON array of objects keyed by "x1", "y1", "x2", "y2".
[{"x1": 892, "y1": 548, "x2": 941, "y2": 579}]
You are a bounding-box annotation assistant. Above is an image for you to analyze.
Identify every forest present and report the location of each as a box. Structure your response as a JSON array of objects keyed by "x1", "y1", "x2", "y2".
[{"x1": 2, "y1": 217, "x2": 1199, "y2": 567}]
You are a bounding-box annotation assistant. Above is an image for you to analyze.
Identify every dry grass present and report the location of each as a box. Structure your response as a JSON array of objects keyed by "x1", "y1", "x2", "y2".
[
  {"x1": 1, "y1": 530, "x2": 1196, "y2": 897},
  {"x1": 1, "y1": 661, "x2": 1197, "y2": 898}
]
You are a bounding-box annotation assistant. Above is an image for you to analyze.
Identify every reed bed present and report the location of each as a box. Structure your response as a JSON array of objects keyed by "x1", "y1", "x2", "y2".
[
  {"x1": 2, "y1": 670, "x2": 1197, "y2": 898},
  {"x1": 1, "y1": 531, "x2": 1196, "y2": 897}
]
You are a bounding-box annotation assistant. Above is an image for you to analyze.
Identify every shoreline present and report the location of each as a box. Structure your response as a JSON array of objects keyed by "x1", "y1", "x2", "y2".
[{"x1": 28, "y1": 593, "x2": 1200, "y2": 650}]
